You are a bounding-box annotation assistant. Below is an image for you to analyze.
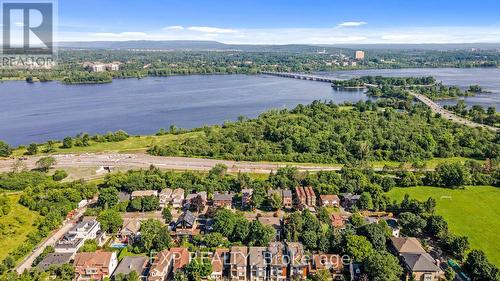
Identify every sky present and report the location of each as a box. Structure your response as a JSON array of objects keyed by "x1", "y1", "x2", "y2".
[{"x1": 52, "y1": 0, "x2": 500, "y2": 44}]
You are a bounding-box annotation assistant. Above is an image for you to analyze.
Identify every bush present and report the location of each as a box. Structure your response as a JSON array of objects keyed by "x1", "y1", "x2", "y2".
[
  {"x1": 52, "y1": 170, "x2": 68, "y2": 181},
  {"x1": 0, "y1": 141, "x2": 12, "y2": 157}
]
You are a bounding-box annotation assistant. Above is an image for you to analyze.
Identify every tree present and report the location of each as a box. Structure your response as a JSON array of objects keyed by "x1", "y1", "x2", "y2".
[
  {"x1": 0, "y1": 141, "x2": 12, "y2": 157},
  {"x1": 311, "y1": 269, "x2": 331, "y2": 281},
  {"x1": 301, "y1": 231, "x2": 318, "y2": 250},
  {"x1": 35, "y1": 156, "x2": 56, "y2": 172},
  {"x1": 78, "y1": 239, "x2": 98, "y2": 252},
  {"x1": 162, "y1": 207, "x2": 172, "y2": 223},
  {"x1": 185, "y1": 258, "x2": 213, "y2": 281},
  {"x1": 443, "y1": 234, "x2": 469, "y2": 260},
  {"x1": 230, "y1": 216, "x2": 250, "y2": 242},
  {"x1": 141, "y1": 196, "x2": 160, "y2": 211},
  {"x1": 52, "y1": 170, "x2": 68, "y2": 181},
  {"x1": 97, "y1": 209, "x2": 123, "y2": 233},
  {"x1": 344, "y1": 235, "x2": 374, "y2": 262},
  {"x1": 398, "y1": 212, "x2": 426, "y2": 236},
  {"x1": 61, "y1": 137, "x2": 73, "y2": 149},
  {"x1": 463, "y1": 250, "x2": 499, "y2": 281},
  {"x1": 349, "y1": 213, "x2": 366, "y2": 228},
  {"x1": 208, "y1": 164, "x2": 227, "y2": 178},
  {"x1": 26, "y1": 143, "x2": 38, "y2": 155},
  {"x1": 269, "y1": 192, "x2": 283, "y2": 210},
  {"x1": 317, "y1": 207, "x2": 330, "y2": 224},
  {"x1": 247, "y1": 220, "x2": 274, "y2": 246},
  {"x1": 364, "y1": 251, "x2": 403, "y2": 281},
  {"x1": 97, "y1": 187, "x2": 119, "y2": 209},
  {"x1": 212, "y1": 209, "x2": 236, "y2": 237},
  {"x1": 139, "y1": 219, "x2": 172, "y2": 252},
  {"x1": 189, "y1": 195, "x2": 205, "y2": 212},
  {"x1": 204, "y1": 232, "x2": 229, "y2": 248},
  {"x1": 425, "y1": 215, "x2": 448, "y2": 238},
  {"x1": 434, "y1": 163, "x2": 472, "y2": 187},
  {"x1": 128, "y1": 198, "x2": 142, "y2": 211},
  {"x1": 357, "y1": 223, "x2": 388, "y2": 250},
  {"x1": 358, "y1": 192, "x2": 374, "y2": 210},
  {"x1": 284, "y1": 212, "x2": 303, "y2": 242},
  {"x1": 444, "y1": 268, "x2": 456, "y2": 281},
  {"x1": 251, "y1": 187, "x2": 266, "y2": 209}
]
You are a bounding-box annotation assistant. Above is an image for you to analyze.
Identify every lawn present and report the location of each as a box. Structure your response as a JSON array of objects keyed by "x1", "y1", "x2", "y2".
[
  {"x1": 386, "y1": 186, "x2": 500, "y2": 266},
  {"x1": 0, "y1": 193, "x2": 40, "y2": 261}
]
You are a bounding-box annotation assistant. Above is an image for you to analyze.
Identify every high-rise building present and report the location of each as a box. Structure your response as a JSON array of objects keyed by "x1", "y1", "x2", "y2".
[{"x1": 355, "y1": 50, "x2": 365, "y2": 60}]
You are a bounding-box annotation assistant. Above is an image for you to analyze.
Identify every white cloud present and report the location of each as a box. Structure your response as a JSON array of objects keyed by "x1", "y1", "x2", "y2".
[
  {"x1": 187, "y1": 26, "x2": 238, "y2": 34},
  {"x1": 163, "y1": 25, "x2": 184, "y2": 30},
  {"x1": 337, "y1": 21, "x2": 367, "y2": 28}
]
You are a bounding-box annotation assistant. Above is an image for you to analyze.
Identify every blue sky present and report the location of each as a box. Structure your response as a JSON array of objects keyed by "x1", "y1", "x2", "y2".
[{"x1": 56, "y1": 0, "x2": 500, "y2": 44}]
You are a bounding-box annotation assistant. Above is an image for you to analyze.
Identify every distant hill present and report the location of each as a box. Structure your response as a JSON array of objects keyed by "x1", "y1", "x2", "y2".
[{"x1": 57, "y1": 40, "x2": 500, "y2": 52}]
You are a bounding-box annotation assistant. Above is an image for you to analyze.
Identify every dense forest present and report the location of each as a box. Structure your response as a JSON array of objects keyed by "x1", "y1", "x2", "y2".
[
  {"x1": 147, "y1": 100, "x2": 499, "y2": 163},
  {"x1": 331, "y1": 75, "x2": 436, "y2": 88}
]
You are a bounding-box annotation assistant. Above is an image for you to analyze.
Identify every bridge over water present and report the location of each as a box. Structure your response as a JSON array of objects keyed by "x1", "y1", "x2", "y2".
[{"x1": 261, "y1": 71, "x2": 498, "y2": 131}]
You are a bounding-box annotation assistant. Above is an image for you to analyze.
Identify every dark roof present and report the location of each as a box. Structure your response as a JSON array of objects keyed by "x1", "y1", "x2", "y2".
[
  {"x1": 386, "y1": 218, "x2": 399, "y2": 229},
  {"x1": 177, "y1": 210, "x2": 196, "y2": 226},
  {"x1": 113, "y1": 256, "x2": 149, "y2": 276},
  {"x1": 401, "y1": 253, "x2": 440, "y2": 272},
  {"x1": 36, "y1": 253, "x2": 73, "y2": 271}
]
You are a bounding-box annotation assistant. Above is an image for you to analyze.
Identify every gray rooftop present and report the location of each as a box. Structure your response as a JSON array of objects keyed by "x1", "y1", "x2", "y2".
[
  {"x1": 36, "y1": 252, "x2": 73, "y2": 271},
  {"x1": 401, "y1": 253, "x2": 440, "y2": 272},
  {"x1": 113, "y1": 256, "x2": 149, "y2": 277}
]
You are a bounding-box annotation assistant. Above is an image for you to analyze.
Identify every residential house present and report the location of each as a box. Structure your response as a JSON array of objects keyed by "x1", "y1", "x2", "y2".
[
  {"x1": 171, "y1": 188, "x2": 185, "y2": 209},
  {"x1": 331, "y1": 214, "x2": 347, "y2": 229},
  {"x1": 117, "y1": 219, "x2": 141, "y2": 244},
  {"x1": 390, "y1": 237, "x2": 442, "y2": 281},
  {"x1": 294, "y1": 186, "x2": 307, "y2": 209},
  {"x1": 55, "y1": 219, "x2": 101, "y2": 256},
  {"x1": 282, "y1": 190, "x2": 293, "y2": 209},
  {"x1": 241, "y1": 189, "x2": 253, "y2": 208},
  {"x1": 112, "y1": 256, "x2": 148, "y2": 280},
  {"x1": 184, "y1": 191, "x2": 207, "y2": 211},
  {"x1": 319, "y1": 195, "x2": 340, "y2": 208},
  {"x1": 230, "y1": 246, "x2": 248, "y2": 280},
  {"x1": 267, "y1": 242, "x2": 287, "y2": 281},
  {"x1": 249, "y1": 247, "x2": 267, "y2": 281},
  {"x1": 73, "y1": 251, "x2": 118, "y2": 281},
  {"x1": 286, "y1": 242, "x2": 308, "y2": 279},
  {"x1": 148, "y1": 249, "x2": 172, "y2": 281},
  {"x1": 257, "y1": 217, "x2": 282, "y2": 241},
  {"x1": 131, "y1": 190, "x2": 158, "y2": 200},
  {"x1": 211, "y1": 248, "x2": 230, "y2": 281},
  {"x1": 90, "y1": 63, "x2": 105, "y2": 72},
  {"x1": 159, "y1": 188, "x2": 173, "y2": 208},
  {"x1": 341, "y1": 193, "x2": 361, "y2": 210},
  {"x1": 401, "y1": 253, "x2": 442, "y2": 281},
  {"x1": 310, "y1": 254, "x2": 343, "y2": 279},
  {"x1": 386, "y1": 218, "x2": 401, "y2": 237},
  {"x1": 175, "y1": 210, "x2": 197, "y2": 230},
  {"x1": 148, "y1": 247, "x2": 190, "y2": 281},
  {"x1": 36, "y1": 252, "x2": 73, "y2": 271},
  {"x1": 213, "y1": 192, "x2": 233, "y2": 208},
  {"x1": 105, "y1": 63, "x2": 120, "y2": 71},
  {"x1": 295, "y1": 186, "x2": 316, "y2": 209},
  {"x1": 304, "y1": 186, "x2": 316, "y2": 207}
]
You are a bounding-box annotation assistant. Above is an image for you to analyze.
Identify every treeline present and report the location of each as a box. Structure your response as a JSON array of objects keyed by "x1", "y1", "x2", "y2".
[
  {"x1": 62, "y1": 72, "x2": 112, "y2": 84},
  {"x1": 332, "y1": 75, "x2": 435, "y2": 88},
  {"x1": 148, "y1": 100, "x2": 499, "y2": 163},
  {"x1": 445, "y1": 101, "x2": 498, "y2": 127}
]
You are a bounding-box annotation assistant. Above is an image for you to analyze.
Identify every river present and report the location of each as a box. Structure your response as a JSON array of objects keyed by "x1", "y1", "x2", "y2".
[{"x1": 1, "y1": 68, "x2": 498, "y2": 146}]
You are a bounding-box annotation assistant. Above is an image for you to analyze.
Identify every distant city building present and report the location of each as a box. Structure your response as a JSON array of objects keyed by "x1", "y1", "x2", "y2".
[{"x1": 355, "y1": 50, "x2": 365, "y2": 60}]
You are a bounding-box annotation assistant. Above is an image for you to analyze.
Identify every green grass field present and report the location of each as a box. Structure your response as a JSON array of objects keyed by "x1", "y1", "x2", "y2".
[
  {"x1": 0, "y1": 193, "x2": 40, "y2": 261},
  {"x1": 387, "y1": 186, "x2": 500, "y2": 266}
]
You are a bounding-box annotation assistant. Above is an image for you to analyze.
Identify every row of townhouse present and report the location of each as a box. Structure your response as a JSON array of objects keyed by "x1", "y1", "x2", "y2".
[
  {"x1": 214, "y1": 242, "x2": 342, "y2": 281},
  {"x1": 130, "y1": 188, "x2": 209, "y2": 210}
]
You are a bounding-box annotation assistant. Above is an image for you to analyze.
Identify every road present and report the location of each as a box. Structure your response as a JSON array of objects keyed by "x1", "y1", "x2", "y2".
[
  {"x1": 410, "y1": 92, "x2": 498, "y2": 132},
  {"x1": 15, "y1": 205, "x2": 88, "y2": 274},
  {"x1": 1, "y1": 153, "x2": 345, "y2": 179}
]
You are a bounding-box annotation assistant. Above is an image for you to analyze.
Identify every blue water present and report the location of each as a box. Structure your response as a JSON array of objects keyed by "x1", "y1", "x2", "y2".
[{"x1": 1, "y1": 68, "x2": 498, "y2": 146}]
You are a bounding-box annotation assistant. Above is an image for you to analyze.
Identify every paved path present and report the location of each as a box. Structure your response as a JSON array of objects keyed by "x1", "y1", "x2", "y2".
[
  {"x1": 0, "y1": 153, "x2": 345, "y2": 178},
  {"x1": 404, "y1": 92, "x2": 497, "y2": 131},
  {"x1": 15, "y1": 205, "x2": 88, "y2": 274}
]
